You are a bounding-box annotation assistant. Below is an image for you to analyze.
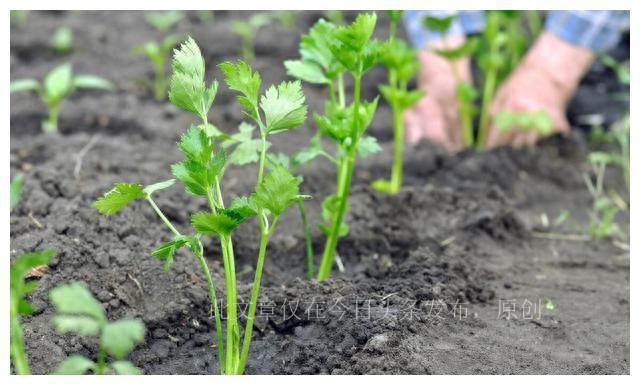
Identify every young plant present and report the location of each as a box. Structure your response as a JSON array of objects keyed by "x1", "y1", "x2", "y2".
[
  {"x1": 94, "y1": 37, "x2": 308, "y2": 374},
  {"x1": 286, "y1": 13, "x2": 383, "y2": 280},
  {"x1": 494, "y1": 110, "x2": 553, "y2": 139},
  {"x1": 50, "y1": 282, "x2": 145, "y2": 375},
  {"x1": 50, "y1": 27, "x2": 73, "y2": 54},
  {"x1": 231, "y1": 13, "x2": 271, "y2": 61},
  {"x1": 372, "y1": 11, "x2": 425, "y2": 194},
  {"x1": 583, "y1": 154, "x2": 624, "y2": 240},
  {"x1": 11, "y1": 173, "x2": 24, "y2": 211},
  {"x1": 132, "y1": 34, "x2": 182, "y2": 100},
  {"x1": 10, "y1": 249, "x2": 55, "y2": 375},
  {"x1": 424, "y1": 15, "x2": 479, "y2": 148},
  {"x1": 10, "y1": 64, "x2": 113, "y2": 132},
  {"x1": 144, "y1": 10, "x2": 184, "y2": 32}
]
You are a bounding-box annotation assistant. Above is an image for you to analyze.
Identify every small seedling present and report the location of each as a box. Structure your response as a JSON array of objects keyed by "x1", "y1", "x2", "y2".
[
  {"x1": 372, "y1": 11, "x2": 425, "y2": 194},
  {"x1": 11, "y1": 173, "x2": 24, "y2": 211},
  {"x1": 286, "y1": 13, "x2": 383, "y2": 280},
  {"x1": 494, "y1": 110, "x2": 553, "y2": 138},
  {"x1": 10, "y1": 63, "x2": 113, "y2": 132},
  {"x1": 10, "y1": 249, "x2": 55, "y2": 375},
  {"x1": 583, "y1": 154, "x2": 624, "y2": 240},
  {"x1": 50, "y1": 282, "x2": 145, "y2": 375},
  {"x1": 94, "y1": 37, "x2": 309, "y2": 374},
  {"x1": 144, "y1": 10, "x2": 184, "y2": 32},
  {"x1": 231, "y1": 13, "x2": 271, "y2": 61},
  {"x1": 424, "y1": 15, "x2": 479, "y2": 148},
  {"x1": 132, "y1": 34, "x2": 182, "y2": 100},
  {"x1": 50, "y1": 27, "x2": 73, "y2": 54}
]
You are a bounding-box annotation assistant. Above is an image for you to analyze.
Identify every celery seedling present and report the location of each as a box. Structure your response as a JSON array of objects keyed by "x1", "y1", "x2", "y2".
[
  {"x1": 132, "y1": 34, "x2": 182, "y2": 100},
  {"x1": 10, "y1": 63, "x2": 113, "y2": 132},
  {"x1": 372, "y1": 11, "x2": 425, "y2": 194},
  {"x1": 10, "y1": 249, "x2": 54, "y2": 375},
  {"x1": 286, "y1": 13, "x2": 383, "y2": 280},
  {"x1": 583, "y1": 155, "x2": 624, "y2": 240},
  {"x1": 424, "y1": 15, "x2": 479, "y2": 148},
  {"x1": 231, "y1": 13, "x2": 271, "y2": 61},
  {"x1": 50, "y1": 282, "x2": 145, "y2": 375},
  {"x1": 50, "y1": 27, "x2": 73, "y2": 54},
  {"x1": 144, "y1": 10, "x2": 184, "y2": 31},
  {"x1": 94, "y1": 37, "x2": 308, "y2": 374},
  {"x1": 494, "y1": 110, "x2": 553, "y2": 138},
  {"x1": 10, "y1": 173, "x2": 23, "y2": 211}
]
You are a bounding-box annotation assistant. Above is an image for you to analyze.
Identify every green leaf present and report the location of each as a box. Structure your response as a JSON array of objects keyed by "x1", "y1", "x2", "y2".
[
  {"x1": 169, "y1": 37, "x2": 215, "y2": 118},
  {"x1": 260, "y1": 80, "x2": 307, "y2": 134},
  {"x1": 49, "y1": 282, "x2": 106, "y2": 323},
  {"x1": 230, "y1": 139, "x2": 264, "y2": 165},
  {"x1": 172, "y1": 149, "x2": 226, "y2": 196},
  {"x1": 386, "y1": 10, "x2": 404, "y2": 23},
  {"x1": 357, "y1": 136, "x2": 382, "y2": 158},
  {"x1": 101, "y1": 319, "x2": 146, "y2": 360},
  {"x1": 284, "y1": 60, "x2": 329, "y2": 84},
  {"x1": 111, "y1": 360, "x2": 142, "y2": 375},
  {"x1": 10, "y1": 78, "x2": 40, "y2": 93},
  {"x1": 252, "y1": 166, "x2": 303, "y2": 217},
  {"x1": 191, "y1": 207, "x2": 255, "y2": 237},
  {"x1": 10, "y1": 172, "x2": 23, "y2": 210},
  {"x1": 423, "y1": 15, "x2": 456, "y2": 33},
  {"x1": 53, "y1": 315, "x2": 101, "y2": 336},
  {"x1": 178, "y1": 125, "x2": 212, "y2": 164},
  {"x1": 54, "y1": 355, "x2": 96, "y2": 375},
  {"x1": 432, "y1": 37, "x2": 479, "y2": 60},
  {"x1": 266, "y1": 153, "x2": 291, "y2": 170},
  {"x1": 11, "y1": 249, "x2": 55, "y2": 313},
  {"x1": 293, "y1": 134, "x2": 324, "y2": 165},
  {"x1": 73, "y1": 75, "x2": 114, "y2": 90},
  {"x1": 151, "y1": 235, "x2": 200, "y2": 271},
  {"x1": 44, "y1": 63, "x2": 73, "y2": 104},
  {"x1": 329, "y1": 13, "x2": 378, "y2": 73},
  {"x1": 299, "y1": 19, "x2": 342, "y2": 77},
  {"x1": 318, "y1": 195, "x2": 349, "y2": 237},
  {"x1": 219, "y1": 60, "x2": 261, "y2": 120},
  {"x1": 143, "y1": 179, "x2": 176, "y2": 196},
  {"x1": 93, "y1": 183, "x2": 146, "y2": 216}
]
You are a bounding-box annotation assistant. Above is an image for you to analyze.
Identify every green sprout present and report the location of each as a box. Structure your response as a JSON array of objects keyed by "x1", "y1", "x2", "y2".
[
  {"x1": 10, "y1": 249, "x2": 55, "y2": 375},
  {"x1": 285, "y1": 13, "x2": 383, "y2": 280},
  {"x1": 94, "y1": 37, "x2": 309, "y2": 374},
  {"x1": 424, "y1": 15, "x2": 479, "y2": 148},
  {"x1": 10, "y1": 63, "x2": 113, "y2": 133},
  {"x1": 132, "y1": 34, "x2": 182, "y2": 100},
  {"x1": 494, "y1": 110, "x2": 553, "y2": 138},
  {"x1": 10, "y1": 173, "x2": 24, "y2": 211},
  {"x1": 50, "y1": 27, "x2": 73, "y2": 54},
  {"x1": 144, "y1": 10, "x2": 184, "y2": 32},
  {"x1": 372, "y1": 11, "x2": 425, "y2": 194},
  {"x1": 583, "y1": 153, "x2": 624, "y2": 240},
  {"x1": 231, "y1": 13, "x2": 271, "y2": 61},
  {"x1": 50, "y1": 283, "x2": 145, "y2": 375}
]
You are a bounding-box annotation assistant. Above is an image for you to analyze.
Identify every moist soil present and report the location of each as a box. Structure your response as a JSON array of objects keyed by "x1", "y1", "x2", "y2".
[{"x1": 10, "y1": 11, "x2": 630, "y2": 374}]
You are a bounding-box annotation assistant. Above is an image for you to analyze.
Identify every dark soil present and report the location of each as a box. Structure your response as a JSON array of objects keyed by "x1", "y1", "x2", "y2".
[{"x1": 10, "y1": 11, "x2": 629, "y2": 374}]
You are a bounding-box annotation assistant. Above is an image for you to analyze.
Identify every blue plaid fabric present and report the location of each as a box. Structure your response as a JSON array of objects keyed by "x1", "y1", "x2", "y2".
[{"x1": 403, "y1": 10, "x2": 629, "y2": 52}]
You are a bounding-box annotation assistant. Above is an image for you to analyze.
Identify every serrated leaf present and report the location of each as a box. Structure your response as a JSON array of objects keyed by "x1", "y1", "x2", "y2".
[
  {"x1": 73, "y1": 75, "x2": 114, "y2": 90},
  {"x1": 151, "y1": 235, "x2": 199, "y2": 271},
  {"x1": 284, "y1": 60, "x2": 329, "y2": 84},
  {"x1": 101, "y1": 320, "x2": 145, "y2": 359},
  {"x1": 168, "y1": 37, "x2": 212, "y2": 118},
  {"x1": 219, "y1": 60, "x2": 261, "y2": 120},
  {"x1": 143, "y1": 179, "x2": 176, "y2": 196},
  {"x1": 10, "y1": 78, "x2": 40, "y2": 93},
  {"x1": 230, "y1": 139, "x2": 264, "y2": 165},
  {"x1": 252, "y1": 166, "x2": 303, "y2": 217},
  {"x1": 11, "y1": 249, "x2": 55, "y2": 313},
  {"x1": 178, "y1": 125, "x2": 212, "y2": 164},
  {"x1": 191, "y1": 208, "x2": 255, "y2": 237},
  {"x1": 357, "y1": 136, "x2": 382, "y2": 158},
  {"x1": 49, "y1": 282, "x2": 106, "y2": 323},
  {"x1": 10, "y1": 172, "x2": 23, "y2": 210},
  {"x1": 44, "y1": 63, "x2": 73, "y2": 104},
  {"x1": 266, "y1": 153, "x2": 291, "y2": 170},
  {"x1": 260, "y1": 80, "x2": 307, "y2": 134},
  {"x1": 53, "y1": 315, "x2": 101, "y2": 336},
  {"x1": 293, "y1": 134, "x2": 324, "y2": 165},
  {"x1": 172, "y1": 149, "x2": 225, "y2": 196},
  {"x1": 54, "y1": 355, "x2": 96, "y2": 375},
  {"x1": 112, "y1": 360, "x2": 142, "y2": 375},
  {"x1": 93, "y1": 183, "x2": 146, "y2": 216}
]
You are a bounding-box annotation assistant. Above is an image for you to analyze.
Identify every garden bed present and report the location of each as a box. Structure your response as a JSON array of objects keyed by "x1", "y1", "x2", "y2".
[{"x1": 10, "y1": 11, "x2": 629, "y2": 374}]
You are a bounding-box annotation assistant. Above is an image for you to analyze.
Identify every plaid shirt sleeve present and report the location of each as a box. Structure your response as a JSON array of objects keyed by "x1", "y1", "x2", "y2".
[
  {"x1": 545, "y1": 11, "x2": 629, "y2": 52},
  {"x1": 403, "y1": 10, "x2": 629, "y2": 52},
  {"x1": 403, "y1": 10, "x2": 485, "y2": 49}
]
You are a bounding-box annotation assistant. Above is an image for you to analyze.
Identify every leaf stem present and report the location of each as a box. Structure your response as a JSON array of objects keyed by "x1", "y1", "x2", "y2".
[
  {"x1": 476, "y1": 63, "x2": 498, "y2": 149},
  {"x1": 298, "y1": 201, "x2": 315, "y2": 280},
  {"x1": 390, "y1": 103, "x2": 403, "y2": 193},
  {"x1": 10, "y1": 310, "x2": 30, "y2": 375},
  {"x1": 146, "y1": 196, "x2": 180, "y2": 237}
]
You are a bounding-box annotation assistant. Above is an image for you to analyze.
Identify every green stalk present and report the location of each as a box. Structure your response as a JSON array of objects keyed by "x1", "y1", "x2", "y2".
[
  {"x1": 95, "y1": 346, "x2": 106, "y2": 375},
  {"x1": 298, "y1": 201, "x2": 314, "y2": 280},
  {"x1": 318, "y1": 74, "x2": 361, "y2": 280},
  {"x1": 337, "y1": 73, "x2": 345, "y2": 107},
  {"x1": 42, "y1": 103, "x2": 59, "y2": 133},
  {"x1": 257, "y1": 135, "x2": 268, "y2": 183},
  {"x1": 10, "y1": 310, "x2": 30, "y2": 375},
  {"x1": 476, "y1": 65, "x2": 498, "y2": 149},
  {"x1": 390, "y1": 103, "x2": 403, "y2": 193},
  {"x1": 457, "y1": 85, "x2": 475, "y2": 147},
  {"x1": 220, "y1": 235, "x2": 239, "y2": 374}
]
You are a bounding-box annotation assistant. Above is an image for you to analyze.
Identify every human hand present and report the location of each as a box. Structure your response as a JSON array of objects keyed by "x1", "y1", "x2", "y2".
[
  {"x1": 484, "y1": 32, "x2": 595, "y2": 148},
  {"x1": 405, "y1": 37, "x2": 472, "y2": 151}
]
